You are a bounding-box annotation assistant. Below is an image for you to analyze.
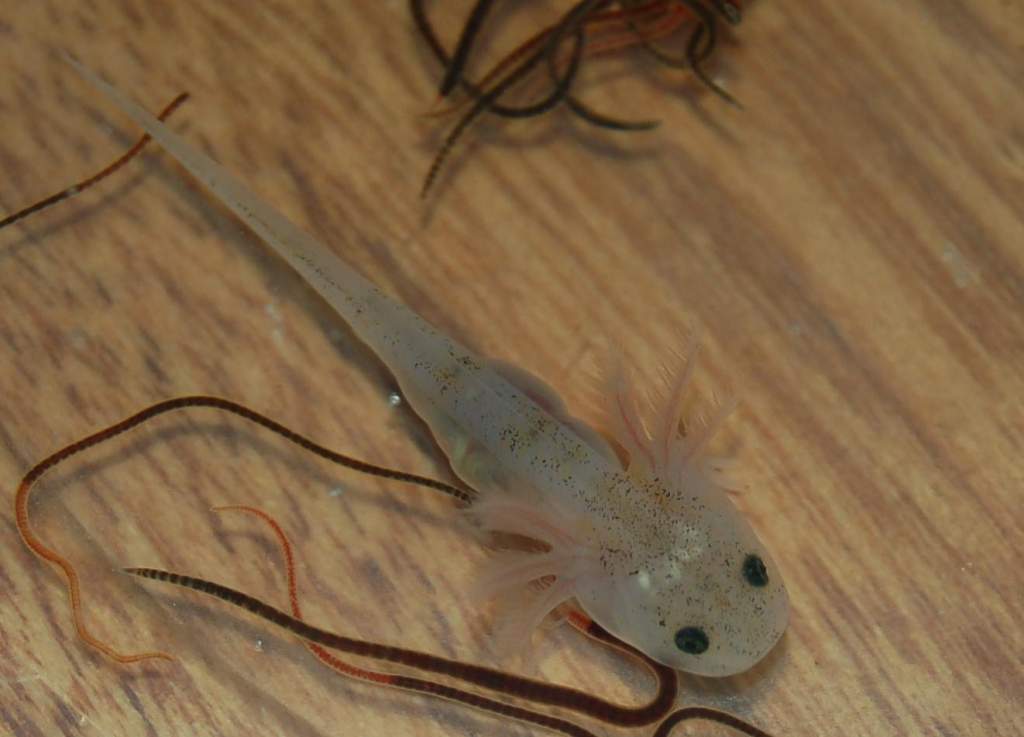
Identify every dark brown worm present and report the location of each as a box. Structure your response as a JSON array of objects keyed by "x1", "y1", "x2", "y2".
[
  {"x1": 125, "y1": 567, "x2": 678, "y2": 727},
  {"x1": 652, "y1": 706, "x2": 777, "y2": 737},
  {"x1": 211, "y1": 504, "x2": 779, "y2": 737}
]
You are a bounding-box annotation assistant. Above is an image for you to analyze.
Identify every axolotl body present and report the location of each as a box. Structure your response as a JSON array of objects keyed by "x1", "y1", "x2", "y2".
[{"x1": 70, "y1": 60, "x2": 788, "y2": 677}]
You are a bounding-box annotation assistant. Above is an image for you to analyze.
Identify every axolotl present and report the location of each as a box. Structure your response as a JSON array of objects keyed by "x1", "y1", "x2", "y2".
[{"x1": 68, "y1": 59, "x2": 788, "y2": 677}]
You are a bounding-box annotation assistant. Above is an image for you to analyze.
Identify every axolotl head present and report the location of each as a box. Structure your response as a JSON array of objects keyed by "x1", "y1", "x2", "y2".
[{"x1": 572, "y1": 467, "x2": 789, "y2": 677}]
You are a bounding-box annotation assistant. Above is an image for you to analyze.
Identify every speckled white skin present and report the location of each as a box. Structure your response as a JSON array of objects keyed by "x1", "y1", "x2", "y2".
[
  {"x1": 72, "y1": 60, "x2": 789, "y2": 676},
  {"x1": 572, "y1": 465, "x2": 789, "y2": 676}
]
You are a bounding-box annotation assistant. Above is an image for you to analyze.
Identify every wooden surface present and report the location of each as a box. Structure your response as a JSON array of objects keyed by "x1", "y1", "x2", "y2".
[{"x1": 2, "y1": 2, "x2": 1022, "y2": 736}]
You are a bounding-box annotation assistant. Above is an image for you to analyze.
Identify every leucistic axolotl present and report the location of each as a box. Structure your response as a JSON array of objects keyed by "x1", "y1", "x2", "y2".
[{"x1": 67, "y1": 58, "x2": 788, "y2": 677}]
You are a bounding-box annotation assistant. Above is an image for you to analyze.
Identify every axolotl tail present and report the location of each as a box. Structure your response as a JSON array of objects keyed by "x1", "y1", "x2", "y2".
[{"x1": 66, "y1": 58, "x2": 619, "y2": 511}]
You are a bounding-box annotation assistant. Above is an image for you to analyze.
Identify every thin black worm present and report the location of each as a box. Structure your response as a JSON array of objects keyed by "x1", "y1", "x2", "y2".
[
  {"x1": 411, "y1": 0, "x2": 565, "y2": 119},
  {"x1": 421, "y1": 0, "x2": 605, "y2": 196},
  {"x1": 413, "y1": 0, "x2": 746, "y2": 192},
  {"x1": 437, "y1": 0, "x2": 498, "y2": 99},
  {"x1": 547, "y1": 17, "x2": 660, "y2": 132},
  {"x1": 413, "y1": 0, "x2": 647, "y2": 130},
  {"x1": 639, "y1": 0, "x2": 742, "y2": 107},
  {"x1": 687, "y1": 17, "x2": 742, "y2": 108}
]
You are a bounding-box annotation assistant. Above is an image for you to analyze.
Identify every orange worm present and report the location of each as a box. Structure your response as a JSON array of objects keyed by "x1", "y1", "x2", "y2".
[
  {"x1": 14, "y1": 395, "x2": 470, "y2": 664},
  {"x1": 211, "y1": 504, "x2": 391, "y2": 683},
  {"x1": 1, "y1": 93, "x2": 190, "y2": 230}
]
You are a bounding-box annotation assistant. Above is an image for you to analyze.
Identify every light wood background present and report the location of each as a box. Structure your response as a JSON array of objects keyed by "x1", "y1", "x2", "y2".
[{"x1": 1, "y1": 2, "x2": 1022, "y2": 736}]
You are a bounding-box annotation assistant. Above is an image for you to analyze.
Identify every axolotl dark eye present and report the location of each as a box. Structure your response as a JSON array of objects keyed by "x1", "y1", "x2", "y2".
[
  {"x1": 674, "y1": 626, "x2": 709, "y2": 655},
  {"x1": 742, "y1": 554, "x2": 769, "y2": 587}
]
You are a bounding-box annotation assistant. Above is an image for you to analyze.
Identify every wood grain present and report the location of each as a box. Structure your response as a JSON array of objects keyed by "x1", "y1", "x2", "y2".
[{"x1": 2, "y1": 2, "x2": 1022, "y2": 736}]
